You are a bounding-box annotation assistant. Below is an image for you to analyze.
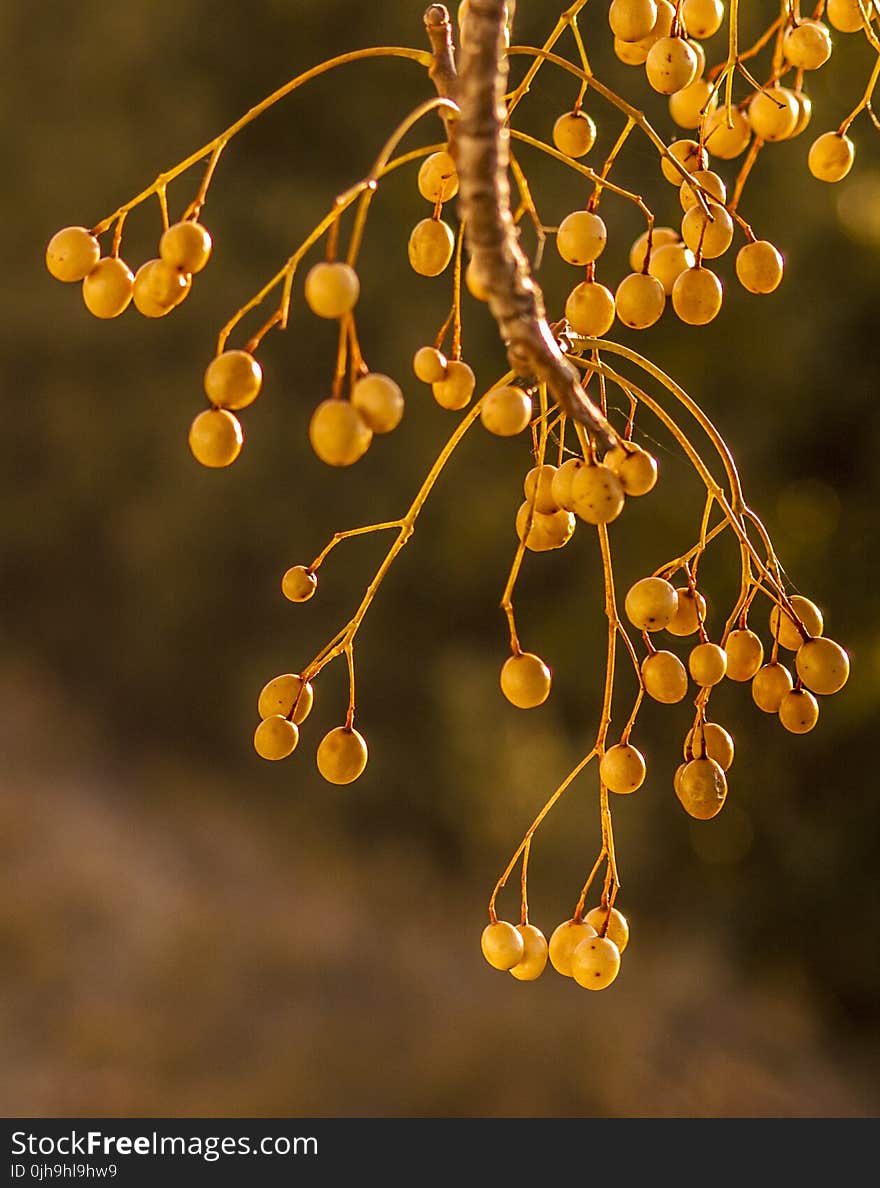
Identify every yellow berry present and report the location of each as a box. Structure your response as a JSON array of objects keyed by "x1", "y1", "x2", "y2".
[
  {"x1": 316, "y1": 726, "x2": 368, "y2": 785},
  {"x1": 646, "y1": 36, "x2": 699, "y2": 95},
  {"x1": 564, "y1": 280, "x2": 616, "y2": 335},
  {"x1": 661, "y1": 138, "x2": 708, "y2": 184},
  {"x1": 672, "y1": 266, "x2": 723, "y2": 325},
  {"x1": 515, "y1": 504, "x2": 576, "y2": 551},
  {"x1": 159, "y1": 220, "x2": 212, "y2": 273},
  {"x1": 752, "y1": 662, "x2": 794, "y2": 712},
  {"x1": 257, "y1": 673, "x2": 314, "y2": 724},
  {"x1": 481, "y1": 385, "x2": 532, "y2": 436},
  {"x1": 642, "y1": 650, "x2": 689, "y2": 702},
  {"x1": 736, "y1": 240, "x2": 784, "y2": 294},
  {"x1": 669, "y1": 78, "x2": 718, "y2": 130},
  {"x1": 625, "y1": 577, "x2": 679, "y2": 631},
  {"x1": 615, "y1": 36, "x2": 650, "y2": 65},
  {"x1": 783, "y1": 20, "x2": 832, "y2": 70},
  {"x1": 666, "y1": 588, "x2": 706, "y2": 636},
  {"x1": 556, "y1": 210, "x2": 608, "y2": 266},
  {"x1": 703, "y1": 107, "x2": 752, "y2": 159},
  {"x1": 413, "y1": 346, "x2": 448, "y2": 384},
  {"x1": 748, "y1": 87, "x2": 799, "y2": 141},
  {"x1": 549, "y1": 458, "x2": 584, "y2": 511},
  {"x1": 304, "y1": 261, "x2": 360, "y2": 318},
  {"x1": 684, "y1": 721, "x2": 734, "y2": 770},
  {"x1": 188, "y1": 408, "x2": 243, "y2": 468},
  {"x1": 509, "y1": 924, "x2": 549, "y2": 981},
  {"x1": 408, "y1": 217, "x2": 455, "y2": 276},
  {"x1": 500, "y1": 652, "x2": 552, "y2": 708},
  {"x1": 676, "y1": 756, "x2": 727, "y2": 819},
  {"x1": 570, "y1": 935, "x2": 621, "y2": 990},
  {"x1": 795, "y1": 637, "x2": 850, "y2": 695},
  {"x1": 465, "y1": 258, "x2": 491, "y2": 301},
  {"x1": 46, "y1": 226, "x2": 101, "y2": 282},
  {"x1": 524, "y1": 464, "x2": 560, "y2": 514},
  {"x1": 688, "y1": 641, "x2": 728, "y2": 686},
  {"x1": 649, "y1": 242, "x2": 696, "y2": 294},
  {"x1": 82, "y1": 257, "x2": 134, "y2": 319},
  {"x1": 204, "y1": 350, "x2": 263, "y2": 411},
  {"x1": 791, "y1": 91, "x2": 813, "y2": 137},
  {"x1": 552, "y1": 111, "x2": 597, "y2": 157},
  {"x1": 254, "y1": 715, "x2": 300, "y2": 761},
  {"x1": 778, "y1": 688, "x2": 820, "y2": 733},
  {"x1": 603, "y1": 443, "x2": 658, "y2": 495},
  {"x1": 351, "y1": 372, "x2": 404, "y2": 434},
  {"x1": 417, "y1": 150, "x2": 459, "y2": 203},
  {"x1": 132, "y1": 258, "x2": 191, "y2": 317},
  {"x1": 629, "y1": 225, "x2": 679, "y2": 272},
  {"x1": 480, "y1": 920, "x2": 524, "y2": 970},
  {"x1": 770, "y1": 595, "x2": 823, "y2": 649},
  {"x1": 548, "y1": 919, "x2": 597, "y2": 977},
  {"x1": 281, "y1": 566, "x2": 318, "y2": 604},
  {"x1": 609, "y1": 0, "x2": 658, "y2": 41},
  {"x1": 679, "y1": 169, "x2": 728, "y2": 212},
  {"x1": 432, "y1": 360, "x2": 475, "y2": 410},
  {"x1": 808, "y1": 131, "x2": 855, "y2": 182},
  {"x1": 681, "y1": 202, "x2": 734, "y2": 259},
  {"x1": 600, "y1": 743, "x2": 647, "y2": 794},
  {"x1": 308, "y1": 400, "x2": 372, "y2": 467},
  {"x1": 682, "y1": 0, "x2": 725, "y2": 38},
  {"x1": 569, "y1": 462, "x2": 625, "y2": 524},
  {"x1": 827, "y1": 0, "x2": 866, "y2": 32},
  {"x1": 584, "y1": 905, "x2": 630, "y2": 953},
  {"x1": 724, "y1": 628, "x2": 764, "y2": 680},
  {"x1": 614, "y1": 272, "x2": 666, "y2": 328}
]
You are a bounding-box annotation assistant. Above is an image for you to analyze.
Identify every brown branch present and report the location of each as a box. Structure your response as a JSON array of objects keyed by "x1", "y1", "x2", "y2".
[
  {"x1": 424, "y1": 4, "x2": 458, "y2": 102},
  {"x1": 426, "y1": 1, "x2": 615, "y2": 448}
]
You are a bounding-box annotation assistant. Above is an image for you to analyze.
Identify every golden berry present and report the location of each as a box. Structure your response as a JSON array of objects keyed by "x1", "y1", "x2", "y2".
[
  {"x1": 509, "y1": 924, "x2": 549, "y2": 981},
  {"x1": 481, "y1": 386, "x2": 532, "y2": 436},
  {"x1": 570, "y1": 935, "x2": 621, "y2": 990},
  {"x1": 688, "y1": 641, "x2": 728, "y2": 686},
  {"x1": 584, "y1": 905, "x2": 630, "y2": 953},
  {"x1": 188, "y1": 408, "x2": 243, "y2": 468},
  {"x1": 548, "y1": 919, "x2": 597, "y2": 977},
  {"x1": 204, "y1": 350, "x2": 263, "y2": 411},
  {"x1": 684, "y1": 721, "x2": 734, "y2": 770},
  {"x1": 316, "y1": 726, "x2": 369, "y2": 785},
  {"x1": 515, "y1": 504, "x2": 576, "y2": 551},
  {"x1": 569, "y1": 462, "x2": 625, "y2": 524},
  {"x1": 417, "y1": 151, "x2": 459, "y2": 202},
  {"x1": 254, "y1": 715, "x2": 300, "y2": 761},
  {"x1": 724, "y1": 628, "x2": 764, "y2": 680},
  {"x1": 159, "y1": 220, "x2": 212, "y2": 273},
  {"x1": 677, "y1": 756, "x2": 727, "y2": 819},
  {"x1": 625, "y1": 577, "x2": 679, "y2": 631},
  {"x1": 304, "y1": 261, "x2": 360, "y2": 318},
  {"x1": 432, "y1": 360, "x2": 475, "y2": 410},
  {"x1": 600, "y1": 743, "x2": 647, "y2": 794},
  {"x1": 642, "y1": 650, "x2": 689, "y2": 703},
  {"x1": 257, "y1": 674, "x2": 314, "y2": 724},
  {"x1": 500, "y1": 652, "x2": 552, "y2": 708},
  {"x1": 564, "y1": 281, "x2": 616, "y2": 336},
  {"x1": 46, "y1": 226, "x2": 101, "y2": 282},
  {"x1": 308, "y1": 400, "x2": 372, "y2": 467},
  {"x1": 351, "y1": 373, "x2": 404, "y2": 434},
  {"x1": 808, "y1": 131, "x2": 855, "y2": 182},
  {"x1": 481, "y1": 920, "x2": 525, "y2": 970},
  {"x1": 556, "y1": 210, "x2": 608, "y2": 265},
  {"x1": 666, "y1": 588, "x2": 706, "y2": 636},
  {"x1": 552, "y1": 111, "x2": 597, "y2": 158},
  {"x1": 408, "y1": 218, "x2": 455, "y2": 276},
  {"x1": 82, "y1": 257, "x2": 135, "y2": 319},
  {"x1": 752, "y1": 662, "x2": 794, "y2": 712},
  {"x1": 770, "y1": 595, "x2": 823, "y2": 649},
  {"x1": 281, "y1": 566, "x2": 318, "y2": 604},
  {"x1": 736, "y1": 240, "x2": 784, "y2": 294},
  {"x1": 413, "y1": 346, "x2": 448, "y2": 384},
  {"x1": 524, "y1": 465, "x2": 560, "y2": 514},
  {"x1": 779, "y1": 688, "x2": 820, "y2": 733},
  {"x1": 795, "y1": 637, "x2": 850, "y2": 695}
]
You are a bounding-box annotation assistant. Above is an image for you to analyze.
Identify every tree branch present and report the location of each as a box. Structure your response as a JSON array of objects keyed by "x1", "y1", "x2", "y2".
[{"x1": 426, "y1": 1, "x2": 616, "y2": 448}]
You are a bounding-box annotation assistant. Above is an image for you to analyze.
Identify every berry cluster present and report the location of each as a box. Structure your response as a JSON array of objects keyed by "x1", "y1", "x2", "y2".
[{"x1": 44, "y1": 0, "x2": 870, "y2": 992}]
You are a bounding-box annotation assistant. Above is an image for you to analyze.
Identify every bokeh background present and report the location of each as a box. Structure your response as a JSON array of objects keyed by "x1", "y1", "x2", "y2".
[{"x1": 2, "y1": 0, "x2": 878, "y2": 1117}]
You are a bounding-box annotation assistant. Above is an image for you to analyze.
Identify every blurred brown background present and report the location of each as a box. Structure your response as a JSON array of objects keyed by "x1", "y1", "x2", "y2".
[{"x1": 1, "y1": 1, "x2": 878, "y2": 1116}]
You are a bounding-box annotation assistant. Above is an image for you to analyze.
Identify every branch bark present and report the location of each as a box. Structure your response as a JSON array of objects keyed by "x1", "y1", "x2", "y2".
[{"x1": 425, "y1": 2, "x2": 616, "y2": 448}]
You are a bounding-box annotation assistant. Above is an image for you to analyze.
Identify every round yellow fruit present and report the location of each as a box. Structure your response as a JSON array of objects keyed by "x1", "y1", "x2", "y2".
[
  {"x1": 316, "y1": 726, "x2": 369, "y2": 784},
  {"x1": 500, "y1": 652, "x2": 552, "y2": 708},
  {"x1": 204, "y1": 350, "x2": 263, "y2": 411},
  {"x1": 188, "y1": 408, "x2": 243, "y2": 468},
  {"x1": 308, "y1": 400, "x2": 372, "y2": 467},
  {"x1": 480, "y1": 920, "x2": 524, "y2": 970},
  {"x1": 46, "y1": 226, "x2": 101, "y2": 282}
]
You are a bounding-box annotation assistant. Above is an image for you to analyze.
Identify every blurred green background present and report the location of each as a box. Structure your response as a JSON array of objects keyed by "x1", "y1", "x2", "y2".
[{"x1": 2, "y1": 0, "x2": 878, "y2": 1116}]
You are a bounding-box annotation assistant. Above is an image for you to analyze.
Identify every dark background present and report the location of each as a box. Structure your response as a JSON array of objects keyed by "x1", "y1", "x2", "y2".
[{"x1": 1, "y1": 1, "x2": 878, "y2": 1116}]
